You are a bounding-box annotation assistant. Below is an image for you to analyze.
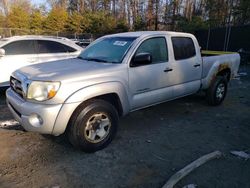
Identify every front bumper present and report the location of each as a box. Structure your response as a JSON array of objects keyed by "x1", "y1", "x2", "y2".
[{"x1": 6, "y1": 88, "x2": 63, "y2": 135}]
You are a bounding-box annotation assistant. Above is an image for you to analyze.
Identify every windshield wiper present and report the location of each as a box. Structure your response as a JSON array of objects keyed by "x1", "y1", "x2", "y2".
[
  {"x1": 78, "y1": 57, "x2": 119, "y2": 64},
  {"x1": 77, "y1": 56, "x2": 85, "y2": 60},
  {"x1": 79, "y1": 57, "x2": 109, "y2": 63}
]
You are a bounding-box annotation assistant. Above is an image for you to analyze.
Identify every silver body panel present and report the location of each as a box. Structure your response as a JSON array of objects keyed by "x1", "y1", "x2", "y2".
[
  {"x1": 201, "y1": 53, "x2": 240, "y2": 88},
  {"x1": 6, "y1": 88, "x2": 62, "y2": 134},
  {"x1": 6, "y1": 31, "x2": 240, "y2": 135}
]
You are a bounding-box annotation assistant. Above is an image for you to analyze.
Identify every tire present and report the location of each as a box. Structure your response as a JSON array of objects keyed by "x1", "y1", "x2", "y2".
[
  {"x1": 67, "y1": 99, "x2": 119, "y2": 152},
  {"x1": 206, "y1": 76, "x2": 228, "y2": 106}
]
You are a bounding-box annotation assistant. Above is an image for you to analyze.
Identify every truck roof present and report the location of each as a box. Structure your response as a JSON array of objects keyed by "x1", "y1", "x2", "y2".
[{"x1": 106, "y1": 31, "x2": 195, "y2": 38}]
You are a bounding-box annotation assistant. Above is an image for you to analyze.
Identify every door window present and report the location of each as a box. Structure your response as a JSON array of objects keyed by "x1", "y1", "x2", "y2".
[
  {"x1": 37, "y1": 40, "x2": 76, "y2": 53},
  {"x1": 3, "y1": 40, "x2": 36, "y2": 55},
  {"x1": 172, "y1": 37, "x2": 196, "y2": 60},
  {"x1": 135, "y1": 37, "x2": 168, "y2": 64}
]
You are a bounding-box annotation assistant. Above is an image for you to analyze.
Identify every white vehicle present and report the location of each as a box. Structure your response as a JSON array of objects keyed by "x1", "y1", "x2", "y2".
[{"x1": 0, "y1": 35, "x2": 83, "y2": 87}]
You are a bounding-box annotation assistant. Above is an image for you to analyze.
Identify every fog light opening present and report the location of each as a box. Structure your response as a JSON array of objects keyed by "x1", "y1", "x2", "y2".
[{"x1": 28, "y1": 113, "x2": 43, "y2": 127}]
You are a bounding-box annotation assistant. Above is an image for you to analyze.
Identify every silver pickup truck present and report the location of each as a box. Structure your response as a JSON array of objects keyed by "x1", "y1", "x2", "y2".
[{"x1": 6, "y1": 31, "x2": 240, "y2": 152}]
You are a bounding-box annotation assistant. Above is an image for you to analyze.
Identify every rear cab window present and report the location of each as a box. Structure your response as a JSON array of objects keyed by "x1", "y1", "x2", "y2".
[
  {"x1": 171, "y1": 37, "x2": 196, "y2": 60},
  {"x1": 36, "y1": 40, "x2": 77, "y2": 54}
]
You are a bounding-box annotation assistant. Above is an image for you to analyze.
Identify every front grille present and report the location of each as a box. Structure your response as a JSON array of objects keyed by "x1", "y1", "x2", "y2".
[
  {"x1": 8, "y1": 102, "x2": 21, "y2": 117},
  {"x1": 10, "y1": 76, "x2": 24, "y2": 98}
]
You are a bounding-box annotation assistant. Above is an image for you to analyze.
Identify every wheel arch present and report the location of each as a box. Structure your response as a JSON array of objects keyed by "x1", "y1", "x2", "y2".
[
  {"x1": 217, "y1": 68, "x2": 231, "y2": 82},
  {"x1": 202, "y1": 63, "x2": 231, "y2": 89},
  {"x1": 71, "y1": 93, "x2": 124, "y2": 117},
  {"x1": 52, "y1": 82, "x2": 130, "y2": 135}
]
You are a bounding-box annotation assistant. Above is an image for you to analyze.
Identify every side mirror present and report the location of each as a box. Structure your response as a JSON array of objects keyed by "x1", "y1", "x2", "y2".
[
  {"x1": 131, "y1": 53, "x2": 152, "y2": 67},
  {"x1": 0, "y1": 48, "x2": 5, "y2": 57}
]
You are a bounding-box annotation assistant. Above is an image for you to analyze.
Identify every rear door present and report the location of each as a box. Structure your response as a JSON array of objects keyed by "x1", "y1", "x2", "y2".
[
  {"x1": 0, "y1": 40, "x2": 38, "y2": 86},
  {"x1": 36, "y1": 40, "x2": 78, "y2": 63},
  {"x1": 170, "y1": 37, "x2": 202, "y2": 97},
  {"x1": 128, "y1": 36, "x2": 174, "y2": 110}
]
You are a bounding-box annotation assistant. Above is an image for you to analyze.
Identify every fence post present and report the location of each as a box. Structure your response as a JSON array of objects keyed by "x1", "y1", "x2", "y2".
[
  {"x1": 206, "y1": 27, "x2": 210, "y2": 50},
  {"x1": 223, "y1": 26, "x2": 228, "y2": 51},
  {"x1": 226, "y1": 26, "x2": 231, "y2": 52}
]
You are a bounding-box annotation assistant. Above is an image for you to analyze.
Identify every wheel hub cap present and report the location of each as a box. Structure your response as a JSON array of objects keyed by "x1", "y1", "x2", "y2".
[
  {"x1": 84, "y1": 113, "x2": 111, "y2": 143},
  {"x1": 216, "y1": 83, "x2": 225, "y2": 100}
]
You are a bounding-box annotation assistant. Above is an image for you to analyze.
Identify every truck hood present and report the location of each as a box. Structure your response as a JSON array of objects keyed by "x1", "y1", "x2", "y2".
[{"x1": 16, "y1": 58, "x2": 119, "y2": 82}]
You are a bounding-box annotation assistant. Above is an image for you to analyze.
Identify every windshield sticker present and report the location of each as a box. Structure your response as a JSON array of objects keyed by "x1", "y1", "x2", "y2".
[{"x1": 113, "y1": 41, "x2": 127, "y2": 46}]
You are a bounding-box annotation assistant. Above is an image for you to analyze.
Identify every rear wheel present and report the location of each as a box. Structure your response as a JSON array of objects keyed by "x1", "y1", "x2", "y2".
[
  {"x1": 206, "y1": 76, "x2": 228, "y2": 106},
  {"x1": 68, "y1": 99, "x2": 119, "y2": 152}
]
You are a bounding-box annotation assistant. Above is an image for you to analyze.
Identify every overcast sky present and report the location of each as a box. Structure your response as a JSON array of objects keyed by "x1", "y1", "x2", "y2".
[{"x1": 31, "y1": 0, "x2": 47, "y2": 6}]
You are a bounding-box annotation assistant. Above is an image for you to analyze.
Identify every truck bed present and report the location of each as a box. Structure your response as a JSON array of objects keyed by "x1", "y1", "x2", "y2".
[
  {"x1": 201, "y1": 50, "x2": 237, "y2": 57},
  {"x1": 201, "y1": 51, "x2": 240, "y2": 89}
]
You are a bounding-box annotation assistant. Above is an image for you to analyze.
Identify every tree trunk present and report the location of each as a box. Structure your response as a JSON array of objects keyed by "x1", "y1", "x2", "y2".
[
  {"x1": 155, "y1": 0, "x2": 159, "y2": 30},
  {"x1": 127, "y1": 0, "x2": 131, "y2": 29},
  {"x1": 147, "y1": 0, "x2": 153, "y2": 30},
  {"x1": 0, "y1": 0, "x2": 9, "y2": 16},
  {"x1": 171, "y1": 0, "x2": 177, "y2": 30},
  {"x1": 112, "y1": 0, "x2": 116, "y2": 17}
]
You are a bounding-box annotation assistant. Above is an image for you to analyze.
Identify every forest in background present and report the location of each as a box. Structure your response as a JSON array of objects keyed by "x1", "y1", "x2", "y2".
[{"x1": 0, "y1": 0, "x2": 250, "y2": 37}]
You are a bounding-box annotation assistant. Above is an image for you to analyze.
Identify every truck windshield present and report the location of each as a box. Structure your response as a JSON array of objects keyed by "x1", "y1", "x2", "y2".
[{"x1": 78, "y1": 37, "x2": 137, "y2": 64}]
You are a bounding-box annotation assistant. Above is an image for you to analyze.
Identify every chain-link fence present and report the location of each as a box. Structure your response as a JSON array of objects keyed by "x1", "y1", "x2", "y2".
[
  {"x1": 194, "y1": 25, "x2": 250, "y2": 52},
  {"x1": 0, "y1": 28, "x2": 102, "y2": 40},
  {"x1": 0, "y1": 28, "x2": 103, "y2": 48},
  {"x1": 194, "y1": 25, "x2": 250, "y2": 64}
]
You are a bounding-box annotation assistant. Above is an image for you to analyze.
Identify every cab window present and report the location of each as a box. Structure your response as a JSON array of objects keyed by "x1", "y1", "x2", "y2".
[
  {"x1": 172, "y1": 37, "x2": 196, "y2": 60},
  {"x1": 3, "y1": 40, "x2": 36, "y2": 55},
  {"x1": 37, "y1": 40, "x2": 76, "y2": 53},
  {"x1": 135, "y1": 37, "x2": 168, "y2": 64}
]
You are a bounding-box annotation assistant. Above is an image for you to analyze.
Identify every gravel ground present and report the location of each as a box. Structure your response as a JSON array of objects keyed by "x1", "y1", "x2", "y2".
[{"x1": 0, "y1": 65, "x2": 250, "y2": 188}]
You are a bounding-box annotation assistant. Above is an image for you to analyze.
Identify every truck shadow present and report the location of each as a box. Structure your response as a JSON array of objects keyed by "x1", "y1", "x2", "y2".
[
  {"x1": 0, "y1": 91, "x2": 207, "y2": 153},
  {"x1": 0, "y1": 123, "x2": 24, "y2": 131},
  {"x1": 41, "y1": 133, "x2": 73, "y2": 149}
]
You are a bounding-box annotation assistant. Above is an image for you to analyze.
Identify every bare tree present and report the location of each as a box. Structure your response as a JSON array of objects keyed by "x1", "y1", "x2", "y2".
[{"x1": 0, "y1": 0, "x2": 9, "y2": 15}]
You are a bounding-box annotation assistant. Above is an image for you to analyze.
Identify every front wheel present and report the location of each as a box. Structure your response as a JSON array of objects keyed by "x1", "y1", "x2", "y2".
[
  {"x1": 67, "y1": 99, "x2": 119, "y2": 152},
  {"x1": 206, "y1": 76, "x2": 228, "y2": 106}
]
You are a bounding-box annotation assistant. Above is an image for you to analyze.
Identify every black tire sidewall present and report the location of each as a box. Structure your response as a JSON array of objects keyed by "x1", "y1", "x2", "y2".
[
  {"x1": 207, "y1": 76, "x2": 228, "y2": 105},
  {"x1": 70, "y1": 100, "x2": 119, "y2": 152}
]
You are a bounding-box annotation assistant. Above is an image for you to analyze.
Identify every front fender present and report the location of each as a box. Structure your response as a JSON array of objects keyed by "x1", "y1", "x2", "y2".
[
  {"x1": 64, "y1": 81, "x2": 130, "y2": 114},
  {"x1": 52, "y1": 81, "x2": 130, "y2": 135}
]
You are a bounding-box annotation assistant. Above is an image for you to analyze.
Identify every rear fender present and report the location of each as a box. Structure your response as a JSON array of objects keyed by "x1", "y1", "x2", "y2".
[{"x1": 202, "y1": 62, "x2": 231, "y2": 89}]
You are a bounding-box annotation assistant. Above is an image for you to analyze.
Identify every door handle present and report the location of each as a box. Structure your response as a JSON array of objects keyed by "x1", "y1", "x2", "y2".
[
  {"x1": 194, "y1": 64, "x2": 201, "y2": 67},
  {"x1": 164, "y1": 68, "x2": 173, "y2": 72}
]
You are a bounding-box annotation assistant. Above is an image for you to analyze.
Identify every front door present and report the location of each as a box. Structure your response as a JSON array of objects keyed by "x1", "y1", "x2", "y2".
[{"x1": 128, "y1": 37, "x2": 174, "y2": 110}]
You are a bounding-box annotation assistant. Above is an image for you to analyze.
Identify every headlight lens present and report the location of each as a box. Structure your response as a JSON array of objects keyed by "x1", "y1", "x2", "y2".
[{"x1": 27, "y1": 81, "x2": 60, "y2": 101}]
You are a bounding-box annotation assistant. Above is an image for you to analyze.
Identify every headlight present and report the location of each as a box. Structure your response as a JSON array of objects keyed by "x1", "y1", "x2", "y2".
[{"x1": 27, "y1": 81, "x2": 60, "y2": 101}]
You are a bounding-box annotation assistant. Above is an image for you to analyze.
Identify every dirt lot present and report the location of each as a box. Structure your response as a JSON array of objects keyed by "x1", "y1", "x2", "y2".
[{"x1": 0, "y1": 66, "x2": 250, "y2": 188}]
